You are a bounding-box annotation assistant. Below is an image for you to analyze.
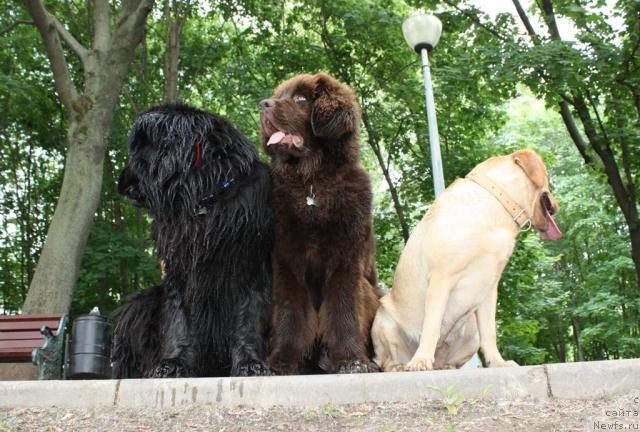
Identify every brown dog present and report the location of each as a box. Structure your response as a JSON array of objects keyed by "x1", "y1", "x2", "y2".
[
  {"x1": 259, "y1": 73, "x2": 380, "y2": 374},
  {"x1": 372, "y1": 149, "x2": 562, "y2": 372}
]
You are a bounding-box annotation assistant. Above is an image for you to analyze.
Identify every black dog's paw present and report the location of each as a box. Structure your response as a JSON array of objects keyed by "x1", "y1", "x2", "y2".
[
  {"x1": 232, "y1": 361, "x2": 273, "y2": 377},
  {"x1": 337, "y1": 359, "x2": 380, "y2": 374},
  {"x1": 147, "y1": 360, "x2": 187, "y2": 378}
]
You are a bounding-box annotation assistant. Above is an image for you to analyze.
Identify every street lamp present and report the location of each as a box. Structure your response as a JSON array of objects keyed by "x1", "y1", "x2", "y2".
[
  {"x1": 402, "y1": 12, "x2": 445, "y2": 197},
  {"x1": 402, "y1": 13, "x2": 481, "y2": 370}
]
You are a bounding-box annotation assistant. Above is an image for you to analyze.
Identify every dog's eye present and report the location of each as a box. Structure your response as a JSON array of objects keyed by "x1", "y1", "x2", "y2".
[{"x1": 293, "y1": 95, "x2": 307, "y2": 104}]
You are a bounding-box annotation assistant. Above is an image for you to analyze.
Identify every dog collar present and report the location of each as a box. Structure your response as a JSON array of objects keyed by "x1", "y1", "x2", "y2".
[
  {"x1": 194, "y1": 138, "x2": 202, "y2": 169},
  {"x1": 466, "y1": 171, "x2": 531, "y2": 231},
  {"x1": 194, "y1": 178, "x2": 235, "y2": 215}
]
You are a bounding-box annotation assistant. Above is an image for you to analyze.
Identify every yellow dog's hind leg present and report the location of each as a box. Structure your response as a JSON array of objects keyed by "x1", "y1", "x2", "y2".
[
  {"x1": 371, "y1": 305, "x2": 415, "y2": 372},
  {"x1": 435, "y1": 313, "x2": 480, "y2": 369}
]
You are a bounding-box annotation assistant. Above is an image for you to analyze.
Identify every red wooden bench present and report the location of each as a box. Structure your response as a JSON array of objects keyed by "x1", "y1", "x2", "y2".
[{"x1": 0, "y1": 314, "x2": 64, "y2": 380}]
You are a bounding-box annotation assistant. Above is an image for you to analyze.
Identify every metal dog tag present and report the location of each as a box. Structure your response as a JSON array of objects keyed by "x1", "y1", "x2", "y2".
[{"x1": 306, "y1": 186, "x2": 317, "y2": 207}]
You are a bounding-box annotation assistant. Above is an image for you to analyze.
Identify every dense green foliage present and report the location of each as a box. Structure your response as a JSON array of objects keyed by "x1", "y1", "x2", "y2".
[{"x1": 1, "y1": 0, "x2": 638, "y2": 363}]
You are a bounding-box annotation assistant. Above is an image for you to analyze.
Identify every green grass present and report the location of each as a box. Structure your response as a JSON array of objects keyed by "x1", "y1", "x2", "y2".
[
  {"x1": 429, "y1": 384, "x2": 466, "y2": 416},
  {"x1": 320, "y1": 402, "x2": 345, "y2": 418}
]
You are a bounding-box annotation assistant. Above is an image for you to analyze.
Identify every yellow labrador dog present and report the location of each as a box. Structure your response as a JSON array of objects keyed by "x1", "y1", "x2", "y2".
[{"x1": 372, "y1": 149, "x2": 562, "y2": 372}]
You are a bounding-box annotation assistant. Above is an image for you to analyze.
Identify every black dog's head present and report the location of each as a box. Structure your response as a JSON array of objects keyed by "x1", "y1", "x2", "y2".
[
  {"x1": 258, "y1": 73, "x2": 360, "y2": 171},
  {"x1": 118, "y1": 103, "x2": 258, "y2": 218}
]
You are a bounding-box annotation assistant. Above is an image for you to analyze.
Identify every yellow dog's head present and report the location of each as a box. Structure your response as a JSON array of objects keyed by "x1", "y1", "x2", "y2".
[{"x1": 512, "y1": 149, "x2": 562, "y2": 240}]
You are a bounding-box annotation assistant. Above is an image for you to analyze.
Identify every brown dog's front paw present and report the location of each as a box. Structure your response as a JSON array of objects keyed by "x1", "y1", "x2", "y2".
[
  {"x1": 337, "y1": 359, "x2": 380, "y2": 374},
  {"x1": 267, "y1": 358, "x2": 301, "y2": 376},
  {"x1": 405, "y1": 357, "x2": 433, "y2": 371},
  {"x1": 232, "y1": 361, "x2": 273, "y2": 377}
]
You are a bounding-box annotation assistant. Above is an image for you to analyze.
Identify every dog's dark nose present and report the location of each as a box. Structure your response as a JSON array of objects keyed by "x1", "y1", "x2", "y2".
[{"x1": 259, "y1": 99, "x2": 274, "y2": 111}]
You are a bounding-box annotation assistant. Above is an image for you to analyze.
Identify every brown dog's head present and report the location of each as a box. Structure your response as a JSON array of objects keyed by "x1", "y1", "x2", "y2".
[
  {"x1": 512, "y1": 149, "x2": 562, "y2": 240},
  {"x1": 259, "y1": 73, "x2": 360, "y2": 167}
]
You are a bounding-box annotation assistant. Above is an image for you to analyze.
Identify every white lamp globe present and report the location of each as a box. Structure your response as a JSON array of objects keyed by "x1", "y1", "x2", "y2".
[{"x1": 402, "y1": 12, "x2": 443, "y2": 53}]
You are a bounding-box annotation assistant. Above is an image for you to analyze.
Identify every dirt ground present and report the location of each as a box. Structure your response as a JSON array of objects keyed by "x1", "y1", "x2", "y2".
[{"x1": 1, "y1": 392, "x2": 639, "y2": 432}]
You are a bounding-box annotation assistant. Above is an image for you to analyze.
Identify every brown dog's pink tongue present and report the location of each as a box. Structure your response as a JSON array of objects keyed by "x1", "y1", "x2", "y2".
[
  {"x1": 267, "y1": 131, "x2": 285, "y2": 145},
  {"x1": 540, "y1": 212, "x2": 563, "y2": 241}
]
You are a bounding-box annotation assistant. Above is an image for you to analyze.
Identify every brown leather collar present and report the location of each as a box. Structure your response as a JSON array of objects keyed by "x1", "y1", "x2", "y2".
[{"x1": 466, "y1": 171, "x2": 531, "y2": 230}]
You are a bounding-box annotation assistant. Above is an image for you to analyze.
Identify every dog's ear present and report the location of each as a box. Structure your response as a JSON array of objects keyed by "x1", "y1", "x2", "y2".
[
  {"x1": 513, "y1": 149, "x2": 547, "y2": 189},
  {"x1": 118, "y1": 165, "x2": 146, "y2": 207},
  {"x1": 311, "y1": 73, "x2": 359, "y2": 139}
]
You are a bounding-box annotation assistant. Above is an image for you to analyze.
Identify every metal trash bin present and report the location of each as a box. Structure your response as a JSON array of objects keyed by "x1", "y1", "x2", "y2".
[{"x1": 68, "y1": 308, "x2": 112, "y2": 379}]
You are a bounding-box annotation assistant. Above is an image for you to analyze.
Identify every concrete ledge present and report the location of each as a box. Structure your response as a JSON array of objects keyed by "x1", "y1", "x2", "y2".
[
  {"x1": 0, "y1": 359, "x2": 637, "y2": 409},
  {"x1": 0, "y1": 380, "x2": 117, "y2": 408},
  {"x1": 115, "y1": 365, "x2": 548, "y2": 409},
  {"x1": 545, "y1": 358, "x2": 640, "y2": 399}
]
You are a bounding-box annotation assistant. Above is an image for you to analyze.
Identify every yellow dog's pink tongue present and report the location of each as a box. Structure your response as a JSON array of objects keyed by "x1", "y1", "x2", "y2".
[
  {"x1": 267, "y1": 131, "x2": 285, "y2": 145},
  {"x1": 540, "y1": 212, "x2": 562, "y2": 240}
]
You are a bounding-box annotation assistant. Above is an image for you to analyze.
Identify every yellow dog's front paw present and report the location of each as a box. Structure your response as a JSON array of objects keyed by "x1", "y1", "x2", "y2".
[
  {"x1": 385, "y1": 363, "x2": 406, "y2": 372},
  {"x1": 488, "y1": 359, "x2": 519, "y2": 368},
  {"x1": 404, "y1": 357, "x2": 433, "y2": 371}
]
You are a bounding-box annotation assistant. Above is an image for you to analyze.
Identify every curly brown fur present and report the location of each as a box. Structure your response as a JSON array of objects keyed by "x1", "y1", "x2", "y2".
[{"x1": 260, "y1": 73, "x2": 380, "y2": 374}]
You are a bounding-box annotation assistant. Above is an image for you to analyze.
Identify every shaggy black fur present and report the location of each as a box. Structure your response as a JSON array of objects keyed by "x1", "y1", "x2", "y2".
[{"x1": 112, "y1": 103, "x2": 273, "y2": 378}]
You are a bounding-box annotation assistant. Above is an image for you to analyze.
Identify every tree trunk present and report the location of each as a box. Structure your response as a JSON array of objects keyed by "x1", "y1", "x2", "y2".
[
  {"x1": 21, "y1": 0, "x2": 155, "y2": 314},
  {"x1": 570, "y1": 291, "x2": 585, "y2": 362},
  {"x1": 630, "y1": 229, "x2": 640, "y2": 291},
  {"x1": 361, "y1": 110, "x2": 410, "y2": 242},
  {"x1": 570, "y1": 96, "x2": 640, "y2": 290},
  {"x1": 556, "y1": 314, "x2": 566, "y2": 362},
  {"x1": 24, "y1": 143, "x2": 35, "y2": 297},
  {"x1": 164, "y1": 0, "x2": 186, "y2": 102},
  {"x1": 510, "y1": 0, "x2": 640, "y2": 291},
  {"x1": 558, "y1": 101, "x2": 593, "y2": 164},
  {"x1": 22, "y1": 115, "x2": 106, "y2": 313}
]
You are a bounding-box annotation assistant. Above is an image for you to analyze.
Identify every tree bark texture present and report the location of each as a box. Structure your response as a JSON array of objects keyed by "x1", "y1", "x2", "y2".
[
  {"x1": 21, "y1": 0, "x2": 155, "y2": 314},
  {"x1": 163, "y1": 0, "x2": 183, "y2": 102},
  {"x1": 361, "y1": 110, "x2": 410, "y2": 242}
]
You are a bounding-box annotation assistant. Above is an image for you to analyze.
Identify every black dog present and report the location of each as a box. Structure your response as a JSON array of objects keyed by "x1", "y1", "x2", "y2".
[{"x1": 112, "y1": 103, "x2": 273, "y2": 378}]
